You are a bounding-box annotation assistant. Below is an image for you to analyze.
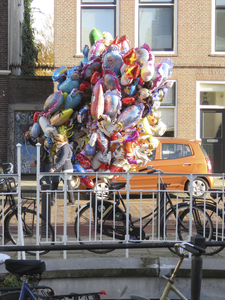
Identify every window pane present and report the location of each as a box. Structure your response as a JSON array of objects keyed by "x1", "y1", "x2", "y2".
[
  {"x1": 184, "y1": 145, "x2": 192, "y2": 157},
  {"x1": 82, "y1": 0, "x2": 115, "y2": 3},
  {"x1": 81, "y1": 8, "x2": 115, "y2": 49},
  {"x1": 216, "y1": 9, "x2": 225, "y2": 51},
  {"x1": 216, "y1": 0, "x2": 225, "y2": 6},
  {"x1": 161, "y1": 82, "x2": 175, "y2": 106},
  {"x1": 15, "y1": 111, "x2": 37, "y2": 174},
  {"x1": 162, "y1": 143, "x2": 182, "y2": 159},
  {"x1": 139, "y1": 7, "x2": 173, "y2": 50},
  {"x1": 201, "y1": 112, "x2": 222, "y2": 138},
  {"x1": 158, "y1": 108, "x2": 174, "y2": 137},
  {"x1": 200, "y1": 91, "x2": 225, "y2": 105}
]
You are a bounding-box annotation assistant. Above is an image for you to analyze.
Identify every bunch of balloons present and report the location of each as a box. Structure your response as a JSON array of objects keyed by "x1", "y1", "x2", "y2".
[{"x1": 29, "y1": 28, "x2": 174, "y2": 188}]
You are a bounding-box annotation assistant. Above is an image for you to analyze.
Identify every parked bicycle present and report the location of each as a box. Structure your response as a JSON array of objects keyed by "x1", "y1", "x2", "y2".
[
  {"x1": 0, "y1": 259, "x2": 106, "y2": 300},
  {"x1": 130, "y1": 241, "x2": 206, "y2": 300},
  {"x1": 74, "y1": 167, "x2": 213, "y2": 254},
  {"x1": 179, "y1": 190, "x2": 225, "y2": 255},
  {"x1": 0, "y1": 162, "x2": 54, "y2": 256}
]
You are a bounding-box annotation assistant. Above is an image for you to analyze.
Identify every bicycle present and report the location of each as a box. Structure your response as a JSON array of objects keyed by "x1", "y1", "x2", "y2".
[
  {"x1": 0, "y1": 162, "x2": 55, "y2": 256},
  {"x1": 0, "y1": 259, "x2": 107, "y2": 300},
  {"x1": 130, "y1": 241, "x2": 206, "y2": 300},
  {"x1": 179, "y1": 190, "x2": 225, "y2": 256},
  {"x1": 74, "y1": 166, "x2": 213, "y2": 254}
]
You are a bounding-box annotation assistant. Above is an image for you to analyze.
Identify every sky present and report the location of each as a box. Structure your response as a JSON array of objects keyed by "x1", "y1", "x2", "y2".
[{"x1": 31, "y1": 0, "x2": 54, "y2": 35}]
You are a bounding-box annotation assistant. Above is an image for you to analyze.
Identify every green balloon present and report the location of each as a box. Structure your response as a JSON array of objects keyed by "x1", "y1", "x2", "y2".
[{"x1": 89, "y1": 28, "x2": 103, "y2": 46}]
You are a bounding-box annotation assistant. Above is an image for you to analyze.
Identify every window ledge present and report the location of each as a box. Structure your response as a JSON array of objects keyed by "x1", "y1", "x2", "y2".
[
  {"x1": 0, "y1": 70, "x2": 11, "y2": 75},
  {"x1": 209, "y1": 54, "x2": 225, "y2": 57},
  {"x1": 156, "y1": 54, "x2": 178, "y2": 57}
]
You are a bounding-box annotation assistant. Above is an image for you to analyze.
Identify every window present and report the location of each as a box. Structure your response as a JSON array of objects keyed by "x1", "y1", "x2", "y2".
[
  {"x1": 161, "y1": 143, "x2": 191, "y2": 160},
  {"x1": 215, "y1": 0, "x2": 225, "y2": 51},
  {"x1": 137, "y1": 0, "x2": 177, "y2": 53},
  {"x1": 78, "y1": 0, "x2": 117, "y2": 53},
  {"x1": 157, "y1": 80, "x2": 177, "y2": 137}
]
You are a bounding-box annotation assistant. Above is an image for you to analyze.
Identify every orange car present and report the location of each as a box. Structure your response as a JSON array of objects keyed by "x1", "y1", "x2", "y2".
[{"x1": 111, "y1": 138, "x2": 214, "y2": 197}]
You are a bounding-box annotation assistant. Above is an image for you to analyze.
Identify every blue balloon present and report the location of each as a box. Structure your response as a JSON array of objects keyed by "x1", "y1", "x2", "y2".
[
  {"x1": 85, "y1": 142, "x2": 97, "y2": 156},
  {"x1": 58, "y1": 78, "x2": 80, "y2": 94},
  {"x1": 73, "y1": 164, "x2": 86, "y2": 178},
  {"x1": 65, "y1": 88, "x2": 82, "y2": 109},
  {"x1": 52, "y1": 65, "x2": 67, "y2": 82},
  {"x1": 31, "y1": 123, "x2": 41, "y2": 138}
]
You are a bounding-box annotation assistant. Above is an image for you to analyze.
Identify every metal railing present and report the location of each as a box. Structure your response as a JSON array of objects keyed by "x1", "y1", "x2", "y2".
[{"x1": 0, "y1": 144, "x2": 225, "y2": 259}]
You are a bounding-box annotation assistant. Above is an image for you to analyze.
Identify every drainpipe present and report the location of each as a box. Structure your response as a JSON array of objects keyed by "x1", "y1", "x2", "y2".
[{"x1": 9, "y1": 0, "x2": 13, "y2": 66}]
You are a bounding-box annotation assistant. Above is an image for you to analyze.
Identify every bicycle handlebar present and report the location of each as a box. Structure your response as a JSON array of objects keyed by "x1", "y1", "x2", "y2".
[{"x1": 139, "y1": 166, "x2": 163, "y2": 175}]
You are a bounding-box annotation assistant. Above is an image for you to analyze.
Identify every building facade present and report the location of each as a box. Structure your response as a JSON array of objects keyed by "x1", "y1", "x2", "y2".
[
  {"x1": 54, "y1": 0, "x2": 225, "y2": 173},
  {"x1": 0, "y1": 0, "x2": 53, "y2": 171}
]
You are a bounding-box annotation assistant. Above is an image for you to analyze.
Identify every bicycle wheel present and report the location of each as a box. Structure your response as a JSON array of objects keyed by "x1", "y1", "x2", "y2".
[
  {"x1": 4, "y1": 208, "x2": 55, "y2": 255},
  {"x1": 196, "y1": 204, "x2": 225, "y2": 255},
  {"x1": 74, "y1": 201, "x2": 126, "y2": 254},
  {"x1": 162, "y1": 204, "x2": 213, "y2": 255}
]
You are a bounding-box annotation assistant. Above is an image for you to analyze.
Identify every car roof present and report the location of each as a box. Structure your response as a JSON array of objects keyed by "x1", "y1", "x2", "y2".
[{"x1": 158, "y1": 137, "x2": 201, "y2": 145}]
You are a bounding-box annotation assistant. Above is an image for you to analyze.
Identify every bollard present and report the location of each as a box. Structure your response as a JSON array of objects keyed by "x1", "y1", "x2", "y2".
[
  {"x1": 156, "y1": 182, "x2": 167, "y2": 236},
  {"x1": 41, "y1": 184, "x2": 51, "y2": 237},
  {"x1": 191, "y1": 234, "x2": 205, "y2": 300}
]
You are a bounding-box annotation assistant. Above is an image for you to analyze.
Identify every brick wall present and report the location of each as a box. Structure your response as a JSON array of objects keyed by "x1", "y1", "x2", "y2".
[
  {"x1": 0, "y1": 0, "x2": 8, "y2": 70},
  {"x1": 8, "y1": 76, "x2": 53, "y2": 104},
  {"x1": 54, "y1": 0, "x2": 225, "y2": 141},
  {"x1": 0, "y1": 76, "x2": 53, "y2": 162},
  {"x1": 0, "y1": 76, "x2": 9, "y2": 161}
]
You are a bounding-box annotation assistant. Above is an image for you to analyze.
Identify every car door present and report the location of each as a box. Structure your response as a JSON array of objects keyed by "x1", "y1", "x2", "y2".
[
  {"x1": 125, "y1": 148, "x2": 160, "y2": 192},
  {"x1": 157, "y1": 141, "x2": 195, "y2": 189}
]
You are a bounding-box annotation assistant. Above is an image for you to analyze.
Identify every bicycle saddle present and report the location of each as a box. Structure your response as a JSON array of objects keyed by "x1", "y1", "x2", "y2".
[
  {"x1": 109, "y1": 182, "x2": 126, "y2": 190},
  {"x1": 5, "y1": 259, "x2": 46, "y2": 276}
]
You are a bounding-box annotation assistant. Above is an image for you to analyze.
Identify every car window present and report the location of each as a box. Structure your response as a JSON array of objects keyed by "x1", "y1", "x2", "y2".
[
  {"x1": 183, "y1": 144, "x2": 192, "y2": 157},
  {"x1": 161, "y1": 143, "x2": 192, "y2": 159},
  {"x1": 148, "y1": 149, "x2": 156, "y2": 161}
]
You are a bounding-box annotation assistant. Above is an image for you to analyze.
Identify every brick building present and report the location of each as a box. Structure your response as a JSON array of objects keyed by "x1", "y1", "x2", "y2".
[
  {"x1": 54, "y1": 0, "x2": 225, "y2": 173},
  {"x1": 0, "y1": 0, "x2": 53, "y2": 171}
]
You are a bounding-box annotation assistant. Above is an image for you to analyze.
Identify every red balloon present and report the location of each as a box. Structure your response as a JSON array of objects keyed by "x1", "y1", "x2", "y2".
[{"x1": 122, "y1": 97, "x2": 135, "y2": 106}]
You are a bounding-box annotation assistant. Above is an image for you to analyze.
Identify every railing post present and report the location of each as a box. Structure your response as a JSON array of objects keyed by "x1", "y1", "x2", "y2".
[
  {"x1": 36, "y1": 142, "x2": 41, "y2": 260},
  {"x1": 189, "y1": 173, "x2": 194, "y2": 241},
  {"x1": 125, "y1": 172, "x2": 131, "y2": 258},
  {"x1": 16, "y1": 143, "x2": 26, "y2": 260},
  {"x1": 191, "y1": 234, "x2": 205, "y2": 300},
  {"x1": 41, "y1": 184, "x2": 51, "y2": 230},
  {"x1": 157, "y1": 180, "x2": 166, "y2": 238}
]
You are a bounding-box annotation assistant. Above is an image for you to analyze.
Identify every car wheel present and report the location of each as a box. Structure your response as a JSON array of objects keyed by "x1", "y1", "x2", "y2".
[{"x1": 186, "y1": 177, "x2": 209, "y2": 198}]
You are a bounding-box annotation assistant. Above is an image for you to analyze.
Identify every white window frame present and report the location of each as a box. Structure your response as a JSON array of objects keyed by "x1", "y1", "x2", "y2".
[
  {"x1": 196, "y1": 81, "x2": 225, "y2": 139},
  {"x1": 76, "y1": 0, "x2": 119, "y2": 56},
  {"x1": 211, "y1": 0, "x2": 225, "y2": 54},
  {"x1": 134, "y1": 0, "x2": 178, "y2": 54},
  {"x1": 158, "y1": 80, "x2": 177, "y2": 138}
]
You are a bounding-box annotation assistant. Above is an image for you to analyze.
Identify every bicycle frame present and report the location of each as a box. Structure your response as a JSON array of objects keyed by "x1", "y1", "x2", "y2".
[
  {"x1": 18, "y1": 282, "x2": 38, "y2": 300},
  {"x1": 90, "y1": 179, "x2": 180, "y2": 241}
]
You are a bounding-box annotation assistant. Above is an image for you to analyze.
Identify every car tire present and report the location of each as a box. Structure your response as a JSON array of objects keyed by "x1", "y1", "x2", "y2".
[{"x1": 186, "y1": 177, "x2": 209, "y2": 198}]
